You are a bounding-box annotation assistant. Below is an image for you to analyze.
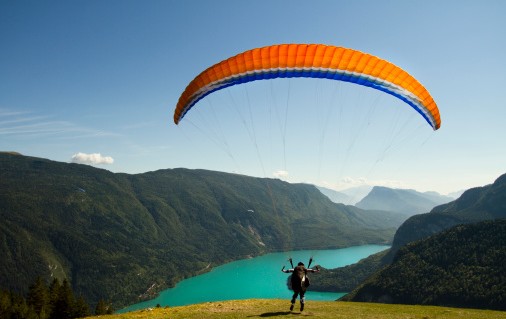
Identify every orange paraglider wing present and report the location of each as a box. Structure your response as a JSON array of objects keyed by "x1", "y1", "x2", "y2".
[{"x1": 174, "y1": 44, "x2": 440, "y2": 130}]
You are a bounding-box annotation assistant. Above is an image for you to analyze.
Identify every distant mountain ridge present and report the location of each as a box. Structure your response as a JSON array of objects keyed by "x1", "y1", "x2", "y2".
[
  {"x1": 0, "y1": 153, "x2": 399, "y2": 309},
  {"x1": 390, "y1": 173, "x2": 506, "y2": 254},
  {"x1": 317, "y1": 185, "x2": 372, "y2": 205},
  {"x1": 318, "y1": 185, "x2": 454, "y2": 215},
  {"x1": 317, "y1": 172, "x2": 506, "y2": 302},
  {"x1": 316, "y1": 186, "x2": 353, "y2": 205},
  {"x1": 355, "y1": 186, "x2": 454, "y2": 217}
]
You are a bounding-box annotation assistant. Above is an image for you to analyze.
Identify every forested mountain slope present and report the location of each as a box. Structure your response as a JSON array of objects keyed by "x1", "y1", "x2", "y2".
[
  {"x1": 317, "y1": 172, "x2": 506, "y2": 294},
  {"x1": 390, "y1": 173, "x2": 506, "y2": 255},
  {"x1": 342, "y1": 219, "x2": 506, "y2": 310},
  {"x1": 0, "y1": 153, "x2": 397, "y2": 308}
]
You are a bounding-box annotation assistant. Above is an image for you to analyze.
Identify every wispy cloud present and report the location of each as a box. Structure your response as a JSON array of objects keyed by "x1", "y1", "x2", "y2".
[
  {"x1": 0, "y1": 108, "x2": 119, "y2": 140},
  {"x1": 120, "y1": 120, "x2": 157, "y2": 130},
  {"x1": 0, "y1": 110, "x2": 31, "y2": 117}
]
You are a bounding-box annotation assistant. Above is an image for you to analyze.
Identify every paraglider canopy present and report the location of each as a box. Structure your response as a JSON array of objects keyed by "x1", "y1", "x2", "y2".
[{"x1": 173, "y1": 44, "x2": 440, "y2": 130}]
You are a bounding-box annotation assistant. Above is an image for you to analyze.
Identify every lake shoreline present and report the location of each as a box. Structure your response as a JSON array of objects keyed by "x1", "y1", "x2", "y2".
[{"x1": 119, "y1": 244, "x2": 390, "y2": 313}]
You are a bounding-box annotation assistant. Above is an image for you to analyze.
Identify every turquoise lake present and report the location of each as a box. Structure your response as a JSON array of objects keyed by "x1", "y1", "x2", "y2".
[{"x1": 120, "y1": 244, "x2": 389, "y2": 312}]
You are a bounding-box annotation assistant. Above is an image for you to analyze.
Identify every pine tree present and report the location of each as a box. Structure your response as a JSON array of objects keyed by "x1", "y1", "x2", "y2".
[
  {"x1": 0, "y1": 277, "x2": 95, "y2": 319},
  {"x1": 94, "y1": 299, "x2": 108, "y2": 316},
  {"x1": 27, "y1": 276, "x2": 49, "y2": 319},
  {"x1": 0, "y1": 289, "x2": 13, "y2": 319},
  {"x1": 48, "y1": 277, "x2": 61, "y2": 316},
  {"x1": 1, "y1": 289, "x2": 38, "y2": 319},
  {"x1": 50, "y1": 279, "x2": 75, "y2": 319},
  {"x1": 73, "y1": 295, "x2": 90, "y2": 318}
]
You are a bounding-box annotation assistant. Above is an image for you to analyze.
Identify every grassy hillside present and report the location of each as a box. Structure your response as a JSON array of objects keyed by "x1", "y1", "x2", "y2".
[{"x1": 86, "y1": 299, "x2": 505, "y2": 319}]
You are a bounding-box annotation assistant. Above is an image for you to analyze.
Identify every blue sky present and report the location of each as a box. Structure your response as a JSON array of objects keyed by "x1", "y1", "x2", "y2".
[{"x1": 1, "y1": 0, "x2": 505, "y2": 195}]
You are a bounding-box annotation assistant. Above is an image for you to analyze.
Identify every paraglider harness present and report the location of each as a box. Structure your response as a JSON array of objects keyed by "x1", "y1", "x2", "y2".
[{"x1": 282, "y1": 257, "x2": 319, "y2": 291}]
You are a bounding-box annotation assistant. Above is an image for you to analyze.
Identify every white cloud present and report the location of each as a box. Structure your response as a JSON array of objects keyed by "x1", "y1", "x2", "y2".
[
  {"x1": 273, "y1": 170, "x2": 289, "y2": 179},
  {"x1": 71, "y1": 152, "x2": 114, "y2": 165}
]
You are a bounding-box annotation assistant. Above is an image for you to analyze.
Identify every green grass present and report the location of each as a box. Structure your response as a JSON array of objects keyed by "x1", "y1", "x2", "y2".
[{"x1": 87, "y1": 299, "x2": 506, "y2": 319}]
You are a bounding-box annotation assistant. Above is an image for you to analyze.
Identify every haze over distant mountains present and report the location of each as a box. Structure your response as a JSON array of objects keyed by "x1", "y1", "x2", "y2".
[
  {"x1": 317, "y1": 185, "x2": 455, "y2": 216},
  {"x1": 355, "y1": 187, "x2": 454, "y2": 216},
  {"x1": 317, "y1": 186, "x2": 372, "y2": 205}
]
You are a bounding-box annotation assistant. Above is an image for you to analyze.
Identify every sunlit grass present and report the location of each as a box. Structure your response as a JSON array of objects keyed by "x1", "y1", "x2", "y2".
[{"x1": 87, "y1": 299, "x2": 505, "y2": 319}]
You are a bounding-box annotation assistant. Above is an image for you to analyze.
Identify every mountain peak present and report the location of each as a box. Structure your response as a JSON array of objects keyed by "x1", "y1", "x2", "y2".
[{"x1": 355, "y1": 187, "x2": 453, "y2": 216}]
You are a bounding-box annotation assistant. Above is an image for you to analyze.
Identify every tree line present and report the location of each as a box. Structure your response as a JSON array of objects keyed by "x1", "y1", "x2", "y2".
[{"x1": 0, "y1": 277, "x2": 113, "y2": 319}]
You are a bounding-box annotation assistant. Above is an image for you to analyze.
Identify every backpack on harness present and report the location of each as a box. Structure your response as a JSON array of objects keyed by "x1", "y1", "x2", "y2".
[{"x1": 287, "y1": 265, "x2": 310, "y2": 291}]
